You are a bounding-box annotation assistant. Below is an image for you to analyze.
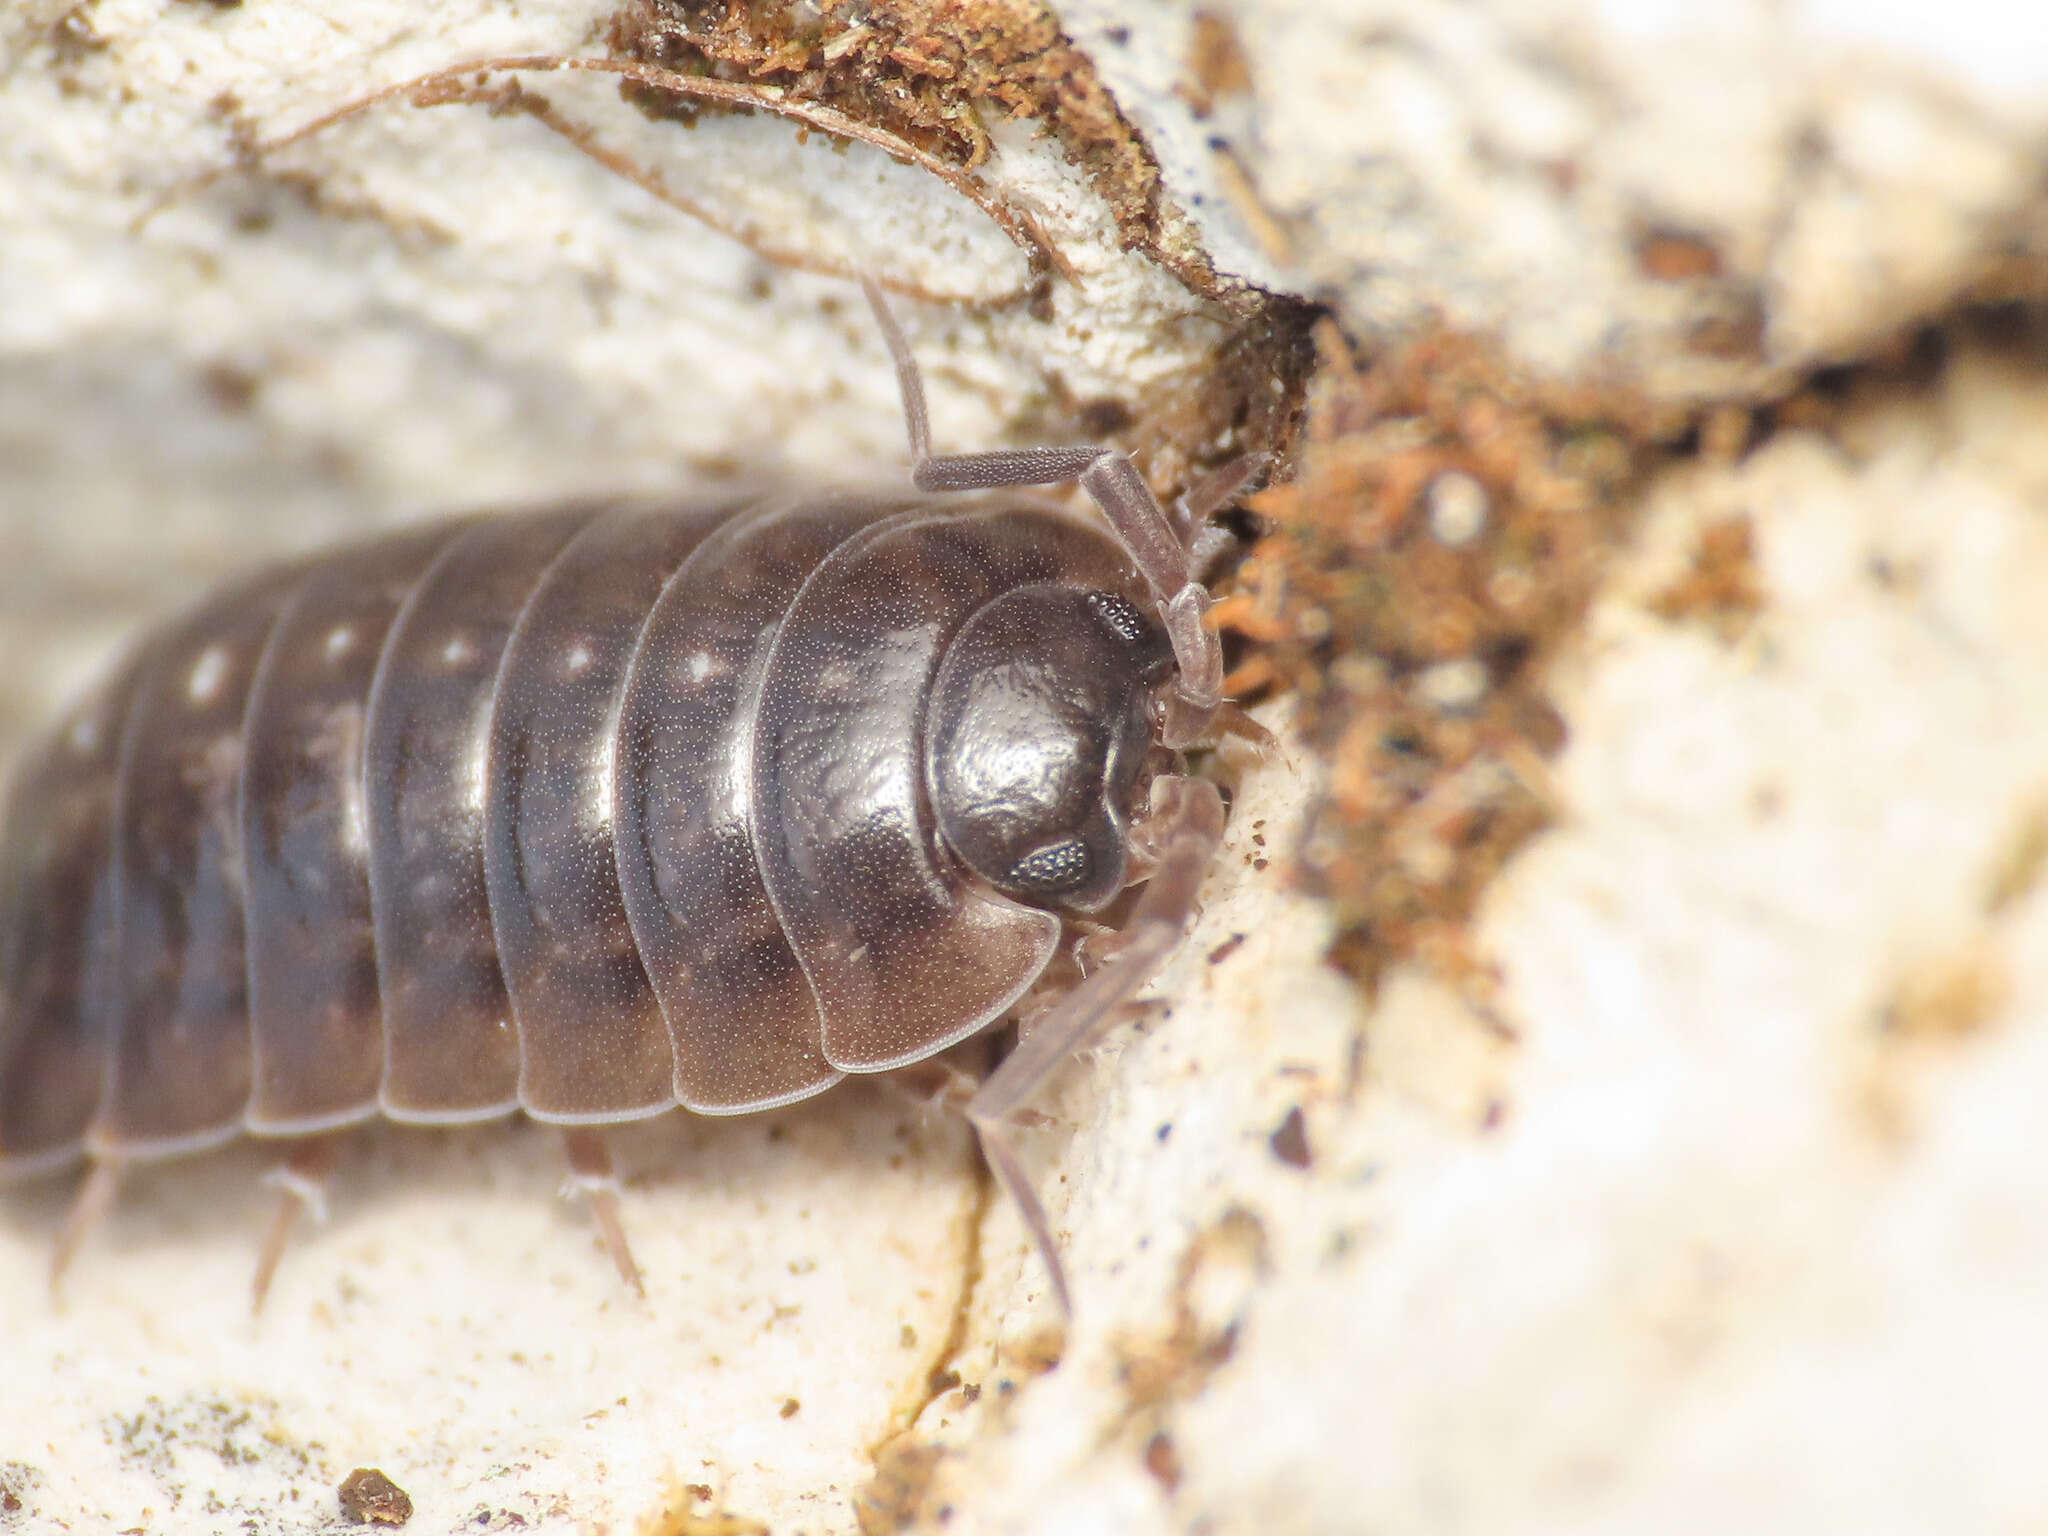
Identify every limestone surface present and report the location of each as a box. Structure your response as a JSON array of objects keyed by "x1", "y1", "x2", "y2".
[{"x1": 5, "y1": 2, "x2": 2048, "y2": 1533}]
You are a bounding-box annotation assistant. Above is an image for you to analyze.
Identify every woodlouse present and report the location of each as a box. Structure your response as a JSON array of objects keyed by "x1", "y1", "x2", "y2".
[{"x1": 0, "y1": 282, "x2": 1261, "y2": 1313}]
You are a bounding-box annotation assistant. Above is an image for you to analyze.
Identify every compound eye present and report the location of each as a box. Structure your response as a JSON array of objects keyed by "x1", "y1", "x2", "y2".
[
  {"x1": 1087, "y1": 591, "x2": 1151, "y2": 645},
  {"x1": 1006, "y1": 837, "x2": 1094, "y2": 899},
  {"x1": 1085, "y1": 590, "x2": 1173, "y2": 682}
]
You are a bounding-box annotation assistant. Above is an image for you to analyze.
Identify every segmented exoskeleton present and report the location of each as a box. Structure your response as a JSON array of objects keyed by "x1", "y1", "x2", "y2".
[{"x1": 0, "y1": 285, "x2": 1255, "y2": 1313}]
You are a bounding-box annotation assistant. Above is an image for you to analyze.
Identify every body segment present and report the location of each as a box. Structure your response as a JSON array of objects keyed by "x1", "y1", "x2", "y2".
[{"x1": 243, "y1": 521, "x2": 468, "y2": 1133}]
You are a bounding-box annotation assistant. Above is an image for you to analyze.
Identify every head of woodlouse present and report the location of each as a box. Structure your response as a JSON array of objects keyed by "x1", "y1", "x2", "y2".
[{"x1": 926, "y1": 584, "x2": 1175, "y2": 913}]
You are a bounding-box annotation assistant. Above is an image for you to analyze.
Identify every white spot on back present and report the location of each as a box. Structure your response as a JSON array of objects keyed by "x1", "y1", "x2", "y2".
[
  {"x1": 586, "y1": 727, "x2": 617, "y2": 832},
  {"x1": 441, "y1": 632, "x2": 478, "y2": 669},
  {"x1": 187, "y1": 644, "x2": 229, "y2": 706},
  {"x1": 324, "y1": 624, "x2": 355, "y2": 662},
  {"x1": 686, "y1": 651, "x2": 715, "y2": 685},
  {"x1": 563, "y1": 641, "x2": 594, "y2": 677},
  {"x1": 67, "y1": 714, "x2": 100, "y2": 754}
]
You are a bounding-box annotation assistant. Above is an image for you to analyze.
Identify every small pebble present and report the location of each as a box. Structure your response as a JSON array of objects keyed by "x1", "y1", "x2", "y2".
[
  {"x1": 1143, "y1": 1429, "x2": 1184, "y2": 1491},
  {"x1": 1426, "y1": 471, "x2": 1489, "y2": 547},
  {"x1": 339, "y1": 1467, "x2": 413, "y2": 1527},
  {"x1": 1269, "y1": 1106, "x2": 1313, "y2": 1169},
  {"x1": 1415, "y1": 657, "x2": 1490, "y2": 712}
]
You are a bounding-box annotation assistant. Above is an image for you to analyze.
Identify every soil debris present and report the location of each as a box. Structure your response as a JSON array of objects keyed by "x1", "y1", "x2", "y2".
[
  {"x1": 338, "y1": 1467, "x2": 413, "y2": 1527},
  {"x1": 1226, "y1": 322, "x2": 1652, "y2": 992}
]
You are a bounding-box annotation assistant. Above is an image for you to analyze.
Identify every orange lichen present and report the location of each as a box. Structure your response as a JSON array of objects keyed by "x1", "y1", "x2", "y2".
[
  {"x1": 1182, "y1": 11, "x2": 1253, "y2": 119},
  {"x1": 1113, "y1": 1207, "x2": 1268, "y2": 1416},
  {"x1": 1856, "y1": 942, "x2": 2011, "y2": 1145},
  {"x1": 606, "y1": 0, "x2": 1192, "y2": 286},
  {"x1": 1984, "y1": 802, "x2": 2048, "y2": 917},
  {"x1": 1647, "y1": 512, "x2": 1764, "y2": 640},
  {"x1": 636, "y1": 1482, "x2": 772, "y2": 1536},
  {"x1": 1229, "y1": 321, "x2": 1649, "y2": 991},
  {"x1": 852, "y1": 1441, "x2": 946, "y2": 1535}
]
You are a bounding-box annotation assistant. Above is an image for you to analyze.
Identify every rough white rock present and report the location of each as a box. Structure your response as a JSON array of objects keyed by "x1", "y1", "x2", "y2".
[
  {"x1": 1234, "y1": 0, "x2": 2048, "y2": 400},
  {"x1": 927, "y1": 341, "x2": 2048, "y2": 1535},
  {"x1": 7, "y1": 1, "x2": 2048, "y2": 1533}
]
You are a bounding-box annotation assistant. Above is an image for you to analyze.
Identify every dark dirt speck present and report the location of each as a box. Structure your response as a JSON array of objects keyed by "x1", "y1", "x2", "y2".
[
  {"x1": 339, "y1": 1467, "x2": 413, "y2": 1527},
  {"x1": 1269, "y1": 1105, "x2": 1312, "y2": 1168}
]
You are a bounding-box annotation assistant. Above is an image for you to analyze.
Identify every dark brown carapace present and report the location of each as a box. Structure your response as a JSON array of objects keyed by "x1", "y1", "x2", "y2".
[{"x1": 0, "y1": 285, "x2": 1255, "y2": 1313}]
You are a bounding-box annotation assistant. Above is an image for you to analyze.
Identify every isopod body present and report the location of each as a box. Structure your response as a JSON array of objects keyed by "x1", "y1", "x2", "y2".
[
  {"x1": 0, "y1": 297, "x2": 1245, "y2": 1309},
  {"x1": 2, "y1": 489, "x2": 1167, "y2": 1149}
]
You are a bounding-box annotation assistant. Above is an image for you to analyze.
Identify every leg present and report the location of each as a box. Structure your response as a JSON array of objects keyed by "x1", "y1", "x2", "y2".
[
  {"x1": 964, "y1": 775, "x2": 1226, "y2": 1316},
  {"x1": 1063, "y1": 913, "x2": 1128, "y2": 976},
  {"x1": 884, "y1": 1051, "x2": 989, "y2": 1116},
  {"x1": 862, "y1": 281, "x2": 1232, "y2": 743},
  {"x1": 50, "y1": 1158, "x2": 121, "y2": 1298},
  {"x1": 251, "y1": 1136, "x2": 340, "y2": 1312},
  {"x1": 1171, "y1": 454, "x2": 1269, "y2": 576},
  {"x1": 1212, "y1": 701, "x2": 1280, "y2": 754},
  {"x1": 561, "y1": 1128, "x2": 645, "y2": 1298}
]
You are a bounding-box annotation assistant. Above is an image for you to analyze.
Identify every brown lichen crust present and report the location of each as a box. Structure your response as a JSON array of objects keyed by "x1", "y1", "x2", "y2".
[
  {"x1": 606, "y1": 0, "x2": 1213, "y2": 292},
  {"x1": 852, "y1": 1440, "x2": 947, "y2": 1535},
  {"x1": 1012, "y1": 293, "x2": 1318, "y2": 512},
  {"x1": 1224, "y1": 323, "x2": 1652, "y2": 992},
  {"x1": 635, "y1": 1482, "x2": 773, "y2": 1536},
  {"x1": 1646, "y1": 512, "x2": 1764, "y2": 640},
  {"x1": 594, "y1": 1, "x2": 1319, "y2": 517}
]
